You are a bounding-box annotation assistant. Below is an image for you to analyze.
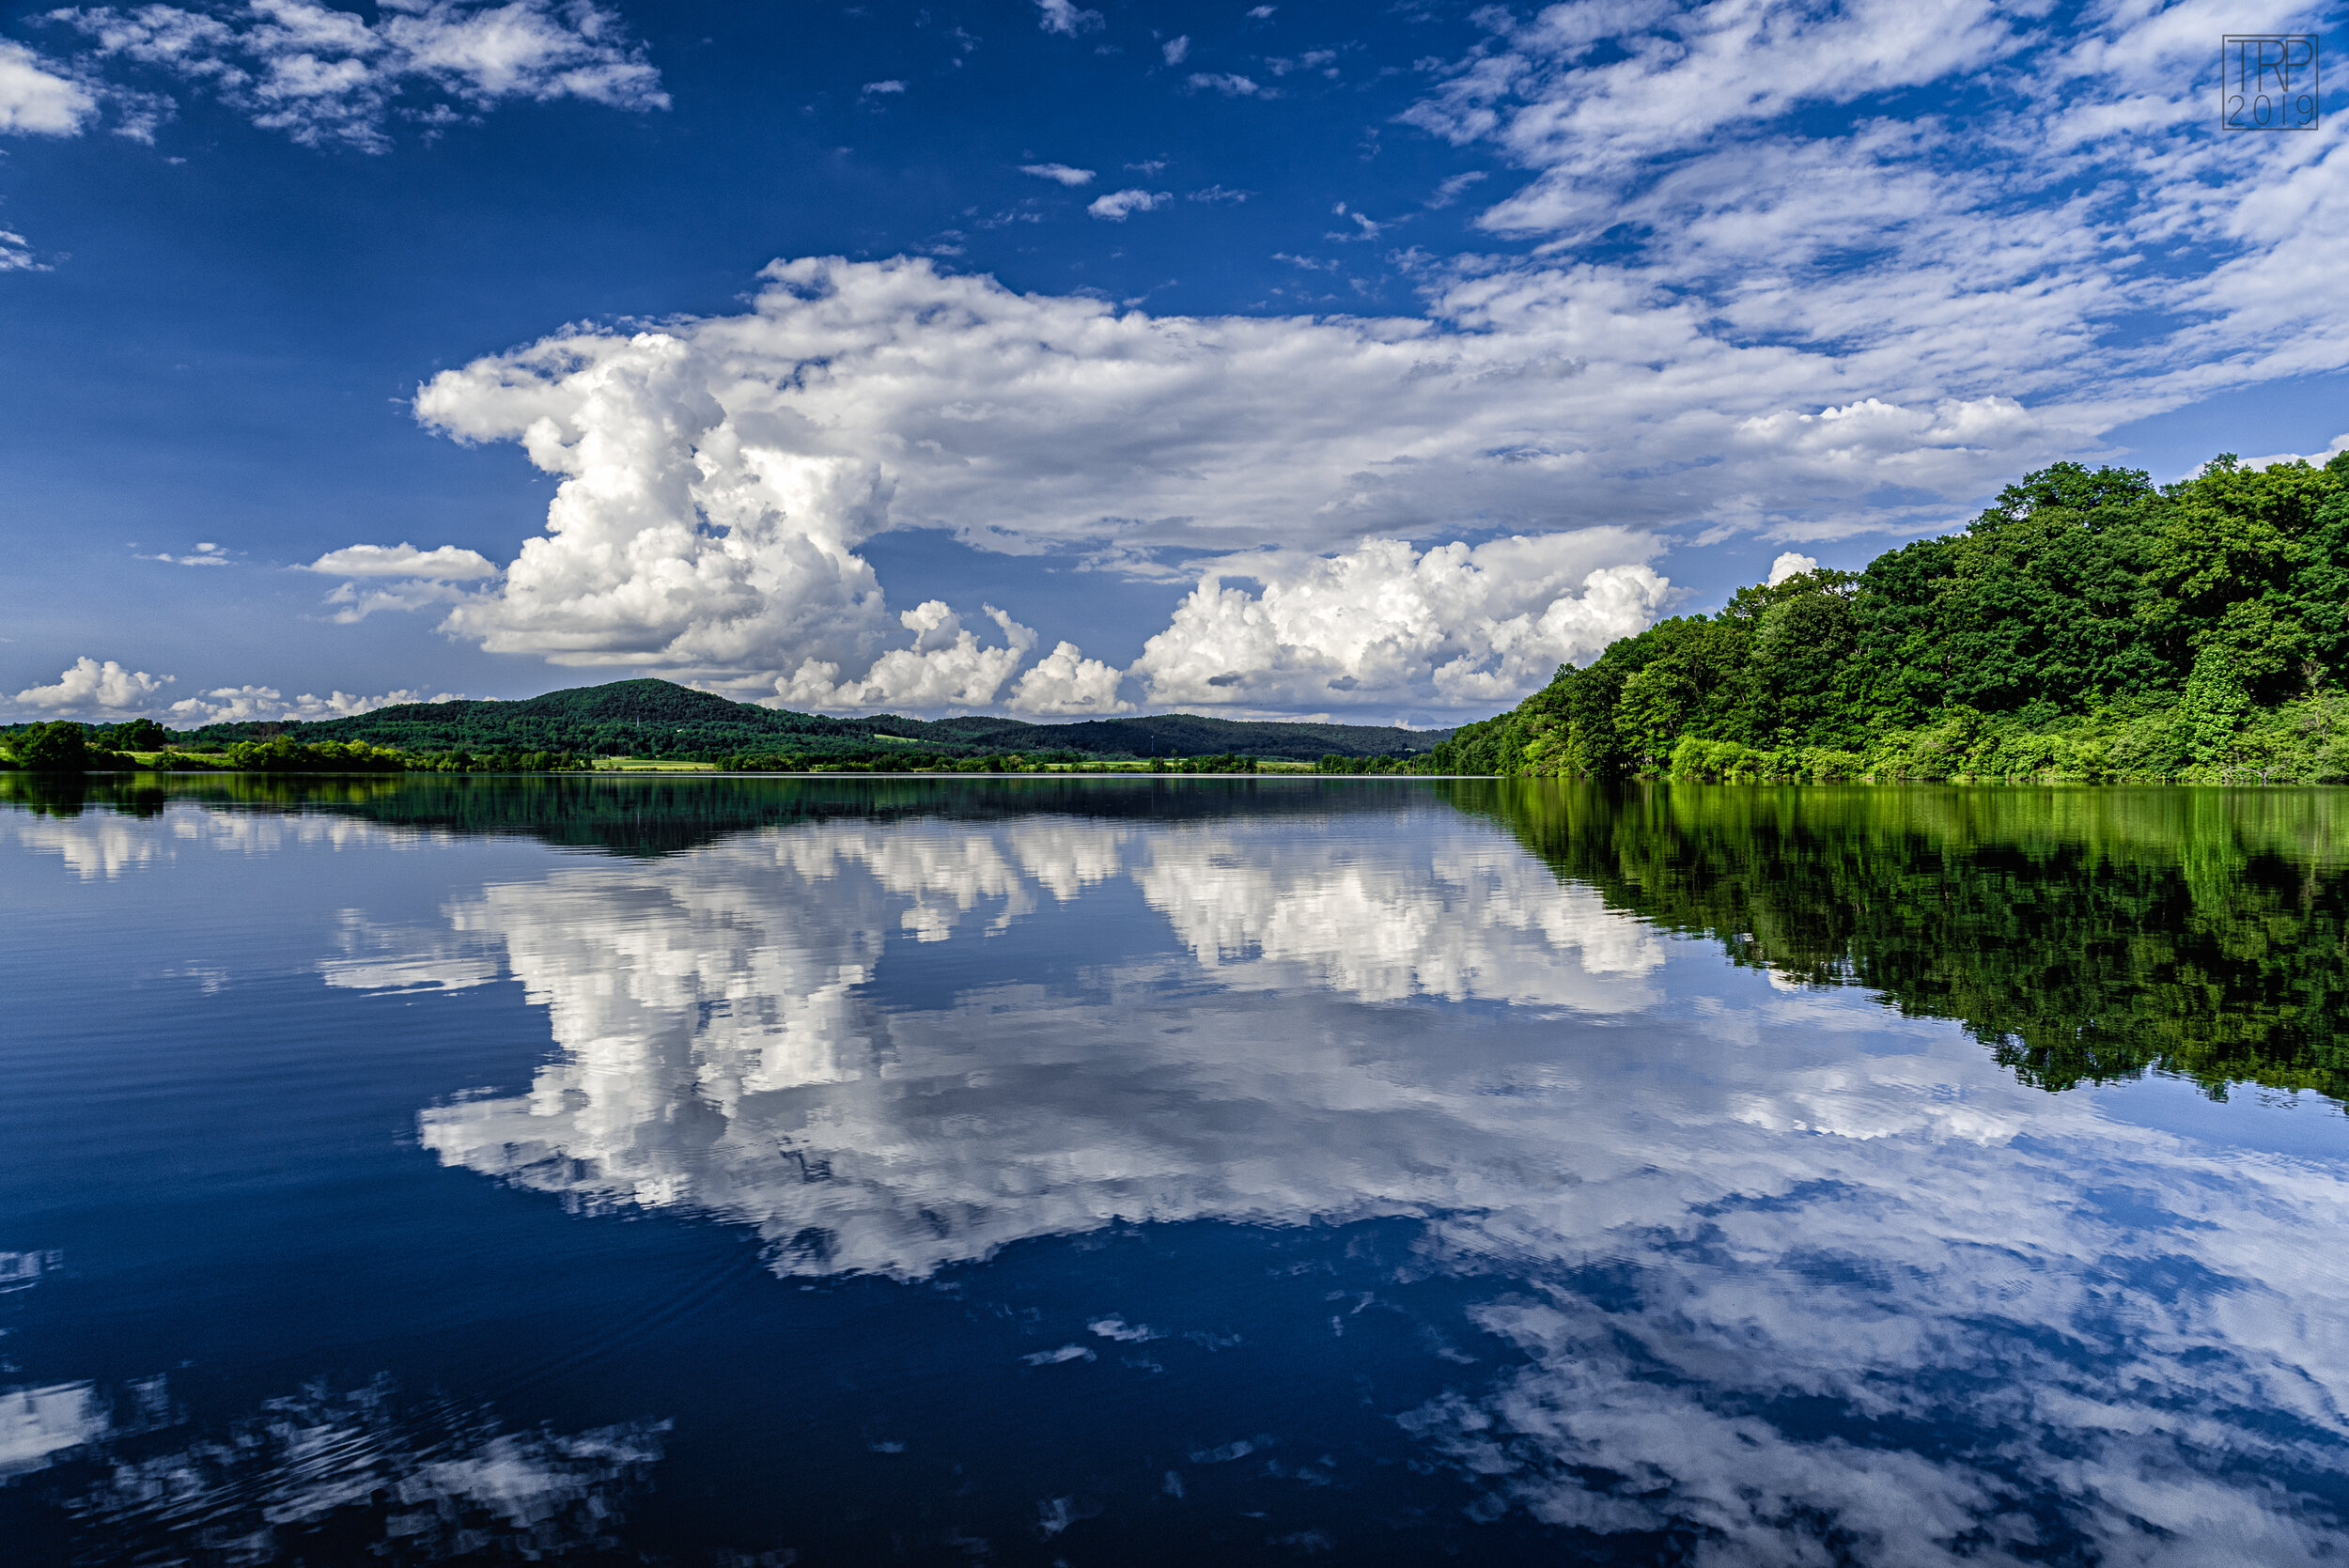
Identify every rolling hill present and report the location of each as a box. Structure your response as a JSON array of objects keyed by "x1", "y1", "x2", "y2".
[{"x1": 179, "y1": 679, "x2": 1454, "y2": 763}]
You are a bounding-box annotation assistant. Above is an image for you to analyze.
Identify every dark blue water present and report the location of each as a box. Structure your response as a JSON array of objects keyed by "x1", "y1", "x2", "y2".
[{"x1": 6, "y1": 776, "x2": 2349, "y2": 1565}]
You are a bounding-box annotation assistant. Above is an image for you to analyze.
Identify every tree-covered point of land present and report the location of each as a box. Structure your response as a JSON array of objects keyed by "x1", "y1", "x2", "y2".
[
  {"x1": 1442, "y1": 451, "x2": 2349, "y2": 783},
  {"x1": 0, "y1": 721, "x2": 141, "y2": 773}
]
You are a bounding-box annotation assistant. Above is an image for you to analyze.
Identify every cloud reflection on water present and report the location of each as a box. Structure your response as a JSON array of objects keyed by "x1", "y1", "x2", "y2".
[
  {"x1": 361, "y1": 807, "x2": 2349, "y2": 1562},
  {"x1": 415, "y1": 817, "x2": 1664, "y2": 1277},
  {"x1": 11, "y1": 806, "x2": 442, "y2": 882},
  {"x1": 1, "y1": 1377, "x2": 666, "y2": 1565}
]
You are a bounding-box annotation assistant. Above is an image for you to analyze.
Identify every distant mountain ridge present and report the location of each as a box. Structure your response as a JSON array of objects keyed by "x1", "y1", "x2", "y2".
[{"x1": 184, "y1": 679, "x2": 1455, "y2": 763}]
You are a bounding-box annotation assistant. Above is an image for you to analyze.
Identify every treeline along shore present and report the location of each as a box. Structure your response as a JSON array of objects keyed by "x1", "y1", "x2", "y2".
[
  {"x1": 8, "y1": 448, "x2": 2347, "y2": 783},
  {"x1": 0, "y1": 687, "x2": 1455, "y2": 776},
  {"x1": 1434, "y1": 449, "x2": 2349, "y2": 784}
]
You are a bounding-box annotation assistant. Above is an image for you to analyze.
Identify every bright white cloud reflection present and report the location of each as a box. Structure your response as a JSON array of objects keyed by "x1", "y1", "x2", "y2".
[
  {"x1": 364, "y1": 809, "x2": 2349, "y2": 1561},
  {"x1": 10, "y1": 804, "x2": 439, "y2": 881}
]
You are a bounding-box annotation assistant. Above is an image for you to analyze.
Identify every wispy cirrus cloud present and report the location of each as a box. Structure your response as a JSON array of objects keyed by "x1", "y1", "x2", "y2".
[
  {"x1": 1033, "y1": 0, "x2": 1101, "y2": 39},
  {"x1": 1405, "y1": 0, "x2": 2348, "y2": 412},
  {"x1": 1085, "y1": 186, "x2": 1166, "y2": 220},
  {"x1": 1185, "y1": 71, "x2": 1266, "y2": 98},
  {"x1": 141, "y1": 541, "x2": 234, "y2": 566},
  {"x1": 43, "y1": 0, "x2": 667, "y2": 151}
]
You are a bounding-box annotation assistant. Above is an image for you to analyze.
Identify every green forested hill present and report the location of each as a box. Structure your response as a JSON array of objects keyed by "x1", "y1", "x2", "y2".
[
  {"x1": 191, "y1": 678, "x2": 892, "y2": 760},
  {"x1": 1434, "y1": 451, "x2": 2349, "y2": 782},
  {"x1": 170, "y1": 677, "x2": 1451, "y2": 764}
]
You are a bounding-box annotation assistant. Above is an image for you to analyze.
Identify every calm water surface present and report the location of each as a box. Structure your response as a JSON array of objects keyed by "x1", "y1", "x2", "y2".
[{"x1": 5, "y1": 775, "x2": 2349, "y2": 1566}]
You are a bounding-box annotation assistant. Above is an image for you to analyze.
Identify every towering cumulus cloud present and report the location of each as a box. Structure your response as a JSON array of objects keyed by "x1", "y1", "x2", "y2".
[
  {"x1": 12, "y1": 656, "x2": 170, "y2": 715},
  {"x1": 1133, "y1": 536, "x2": 1664, "y2": 709},
  {"x1": 411, "y1": 256, "x2": 2054, "y2": 718}
]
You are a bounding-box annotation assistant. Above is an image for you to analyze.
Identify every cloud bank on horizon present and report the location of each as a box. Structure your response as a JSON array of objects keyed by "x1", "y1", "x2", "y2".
[
  {"x1": 5, "y1": 0, "x2": 2345, "y2": 722},
  {"x1": 8, "y1": 655, "x2": 459, "y2": 724}
]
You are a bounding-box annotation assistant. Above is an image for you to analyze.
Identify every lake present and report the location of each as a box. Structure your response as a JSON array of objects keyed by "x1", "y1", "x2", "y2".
[{"x1": 5, "y1": 774, "x2": 2348, "y2": 1566}]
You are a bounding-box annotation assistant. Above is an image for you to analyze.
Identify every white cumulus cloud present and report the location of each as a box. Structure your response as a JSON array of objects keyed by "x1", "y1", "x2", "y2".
[
  {"x1": 1008, "y1": 641, "x2": 1131, "y2": 716},
  {"x1": 0, "y1": 39, "x2": 99, "y2": 135},
  {"x1": 776, "y1": 600, "x2": 1036, "y2": 714},
  {"x1": 141, "y1": 541, "x2": 234, "y2": 566},
  {"x1": 168, "y1": 685, "x2": 459, "y2": 723},
  {"x1": 404, "y1": 253, "x2": 2112, "y2": 718},
  {"x1": 2248, "y1": 431, "x2": 2349, "y2": 471},
  {"x1": 1019, "y1": 161, "x2": 1094, "y2": 186},
  {"x1": 306, "y1": 541, "x2": 500, "y2": 621},
  {"x1": 322, "y1": 579, "x2": 478, "y2": 622},
  {"x1": 12, "y1": 656, "x2": 173, "y2": 716},
  {"x1": 306, "y1": 541, "x2": 500, "y2": 578},
  {"x1": 51, "y1": 0, "x2": 667, "y2": 151},
  {"x1": 1034, "y1": 0, "x2": 1102, "y2": 38},
  {"x1": 1160, "y1": 35, "x2": 1189, "y2": 66},
  {"x1": 1131, "y1": 535, "x2": 1668, "y2": 712},
  {"x1": 1185, "y1": 71, "x2": 1264, "y2": 97},
  {"x1": 1085, "y1": 187, "x2": 1167, "y2": 220},
  {"x1": 1766, "y1": 551, "x2": 1819, "y2": 586}
]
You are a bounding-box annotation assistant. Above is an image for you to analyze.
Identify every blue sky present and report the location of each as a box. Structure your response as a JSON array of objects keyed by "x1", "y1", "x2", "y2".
[{"x1": 1, "y1": 0, "x2": 2341, "y2": 726}]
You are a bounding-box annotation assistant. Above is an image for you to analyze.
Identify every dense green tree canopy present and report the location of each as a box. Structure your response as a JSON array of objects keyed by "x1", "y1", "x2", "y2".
[
  {"x1": 1432, "y1": 450, "x2": 2349, "y2": 783},
  {"x1": 6, "y1": 721, "x2": 90, "y2": 772}
]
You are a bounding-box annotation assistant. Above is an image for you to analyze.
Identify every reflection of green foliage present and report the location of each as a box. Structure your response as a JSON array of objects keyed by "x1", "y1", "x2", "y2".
[
  {"x1": 1466, "y1": 451, "x2": 2349, "y2": 782},
  {"x1": 0, "y1": 771, "x2": 1392, "y2": 858},
  {"x1": 1450, "y1": 779, "x2": 2349, "y2": 1106}
]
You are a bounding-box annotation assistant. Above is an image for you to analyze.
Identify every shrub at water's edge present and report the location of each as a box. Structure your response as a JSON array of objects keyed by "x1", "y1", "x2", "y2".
[
  {"x1": 0, "y1": 720, "x2": 138, "y2": 773},
  {"x1": 1419, "y1": 450, "x2": 2349, "y2": 783}
]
